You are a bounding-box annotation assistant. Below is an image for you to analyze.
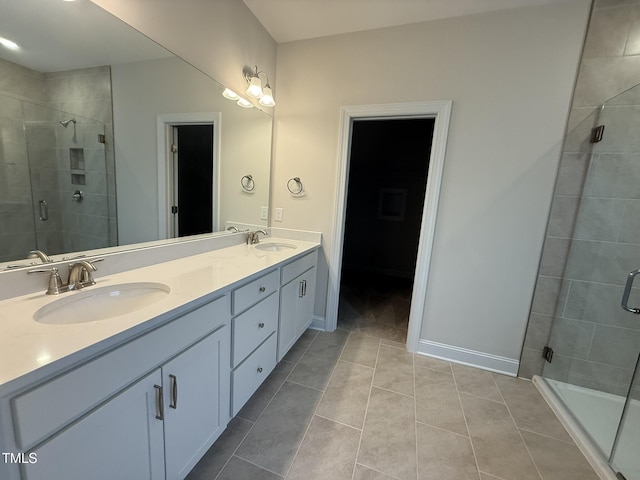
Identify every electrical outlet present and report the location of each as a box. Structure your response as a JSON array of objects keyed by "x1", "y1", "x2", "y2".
[
  {"x1": 275, "y1": 208, "x2": 283, "y2": 222},
  {"x1": 260, "y1": 206, "x2": 268, "y2": 220}
]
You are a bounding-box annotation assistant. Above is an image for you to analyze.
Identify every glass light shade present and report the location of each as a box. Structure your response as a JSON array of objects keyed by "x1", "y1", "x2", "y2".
[
  {"x1": 236, "y1": 98, "x2": 253, "y2": 108},
  {"x1": 0, "y1": 37, "x2": 19, "y2": 50},
  {"x1": 246, "y1": 76, "x2": 263, "y2": 98},
  {"x1": 258, "y1": 85, "x2": 275, "y2": 107},
  {"x1": 222, "y1": 88, "x2": 239, "y2": 100}
]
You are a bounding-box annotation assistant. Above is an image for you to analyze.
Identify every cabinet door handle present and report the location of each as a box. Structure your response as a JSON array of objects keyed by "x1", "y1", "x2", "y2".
[
  {"x1": 258, "y1": 322, "x2": 265, "y2": 328},
  {"x1": 299, "y1": 280, "x2": 304, "y2": 298},
  {"x1": 259, "y1": 286, "x2": 266, "y2": 293},
  {"x1": 302, "y1": 279, "x2": 307, "y2": 296},
  {"x1": 257, "y1": 366, "x2": 263, "y2": 373},
  {"x1": 169, "y1": 374, "x2": 178, "y2": 409},
  {"x1": 154, "y1": 384, "x2": 164, "y2": 420}
]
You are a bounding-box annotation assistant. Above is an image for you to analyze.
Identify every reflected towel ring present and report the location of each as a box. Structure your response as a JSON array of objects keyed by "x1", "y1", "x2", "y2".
[
  {"x1": 287, "y1": 177, "x2": 304, "y2": 196},
  {"x1": 241, "y1": 174, "x2": 255, "y2": 192}
]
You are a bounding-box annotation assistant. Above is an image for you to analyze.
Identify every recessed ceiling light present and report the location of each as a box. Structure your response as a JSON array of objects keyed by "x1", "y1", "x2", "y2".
[{"x1": 0, "y1": 37, "x2": 19, "y2": 50}]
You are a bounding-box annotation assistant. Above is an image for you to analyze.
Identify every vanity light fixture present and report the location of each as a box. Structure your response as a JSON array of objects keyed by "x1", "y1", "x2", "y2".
[
  {"x1": 236, "y1": 97, "x2": 254, "y2": 109},
  {"x1": 222, "y1": 88, "x2": 239, "y2": 100},
  {"x1": 222, "y1": 88, "x2": 253, "y2": 108},
  {"x1": 0, "y1": 36, "x2": 19, "y2": 50},
  {"x1": 243, "y1": 65, "x2": 276, "y2": 107}
]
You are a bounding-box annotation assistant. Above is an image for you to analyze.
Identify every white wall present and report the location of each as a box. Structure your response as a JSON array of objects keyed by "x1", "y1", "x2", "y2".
[
  {"x1": 273, "y1": 2, "x2": 591, "y2": 363},
  {"x1": 111, "y1": 57, "x2": 271, "y2": 244},
  {"x1": 91, "y1": 0, "x2": 277, "y2": 106}
]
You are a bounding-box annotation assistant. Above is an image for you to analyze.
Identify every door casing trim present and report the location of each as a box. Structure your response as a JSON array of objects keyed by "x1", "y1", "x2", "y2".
[{"x1": 326, "y1": 100, "x2": 452, "y2": 352}]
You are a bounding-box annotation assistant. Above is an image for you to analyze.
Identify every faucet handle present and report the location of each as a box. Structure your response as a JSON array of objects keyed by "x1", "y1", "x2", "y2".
[{"x1": 28, "y1": 267, "x2": 68, "y2": 295}]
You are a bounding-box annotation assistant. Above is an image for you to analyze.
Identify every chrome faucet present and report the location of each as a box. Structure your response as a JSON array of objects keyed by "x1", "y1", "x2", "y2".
[
  {"x1": 28, "y1": 259, "x2": 102, "y2": 295},
  {"x1": 247, "y1": 229, "x2": 268, "y2": 244},
  {"x1": 28, "y1": 250, "x2": 52, "y2": 263},
  {"x1": 226, "y1": 226, "x2": 239, "y2": 233},
  {"x1": 67, "y1": 260, "x2": 98, "y2": 290}
]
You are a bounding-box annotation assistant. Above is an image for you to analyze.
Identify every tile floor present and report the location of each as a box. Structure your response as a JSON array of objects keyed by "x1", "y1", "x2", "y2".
[
  {"x1": 337, "y1": 271, "x2": 412, "y2": 344},
  {"x1": 186, "y1": 329, "x2": 600, "y2": 480}
]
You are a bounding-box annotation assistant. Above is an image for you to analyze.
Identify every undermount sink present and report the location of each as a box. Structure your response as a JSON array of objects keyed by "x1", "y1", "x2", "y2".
[
  {"x1": 254, "y1": 242, "x2": 297, "y2": 252},
  {"x1": 34, "y1": 282, "x2": 170, "y2": 325}
]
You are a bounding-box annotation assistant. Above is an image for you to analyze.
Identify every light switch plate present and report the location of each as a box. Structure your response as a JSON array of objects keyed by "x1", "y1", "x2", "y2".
[
  {"x1": 275, "y1": 208, "x2": 283, "y2": 222},
  {"x1": 260, "y1": 206, "x2": 268, "y2": 220}
]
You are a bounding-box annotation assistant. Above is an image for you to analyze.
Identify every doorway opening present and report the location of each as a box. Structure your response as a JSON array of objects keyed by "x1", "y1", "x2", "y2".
[
  {"x1": 156, "y1": 112, "x2": 220, "y2": 239},
  {"x1": 338, "y1": 118, "x2": 435, "y2": 343},
  {"x1": 327, "y1": 101, "x2": 451, "y2": 352},
  {"x1": 169, "y1": 124, "x2": 214, "y2": 237}
]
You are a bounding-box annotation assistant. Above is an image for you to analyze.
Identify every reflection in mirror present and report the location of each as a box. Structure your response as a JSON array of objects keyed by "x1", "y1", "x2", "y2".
[{"x1": 0, "y1": 0, "x2": 272, "y2": 268}]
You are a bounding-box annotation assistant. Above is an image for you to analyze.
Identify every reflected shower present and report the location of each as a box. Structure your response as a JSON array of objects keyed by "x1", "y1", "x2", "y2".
[{"x1": 59, "y1": 118, "x2": 76, "y2": 128}]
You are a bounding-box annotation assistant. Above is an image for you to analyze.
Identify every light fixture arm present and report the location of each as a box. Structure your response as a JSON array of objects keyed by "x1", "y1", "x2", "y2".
[{"x1": 243, "y1": 65, "x2": 271, "y2": 87}]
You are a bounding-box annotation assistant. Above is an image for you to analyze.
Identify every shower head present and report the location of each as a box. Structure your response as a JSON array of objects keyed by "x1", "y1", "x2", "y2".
[{"x1": 59, "y1": 118, "x2": 76, "y2": 128}]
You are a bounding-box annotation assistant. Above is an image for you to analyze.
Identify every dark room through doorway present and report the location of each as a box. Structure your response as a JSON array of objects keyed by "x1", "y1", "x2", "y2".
[{"x1": 338, "y1": 117, "x2": 435, "y2": 343}]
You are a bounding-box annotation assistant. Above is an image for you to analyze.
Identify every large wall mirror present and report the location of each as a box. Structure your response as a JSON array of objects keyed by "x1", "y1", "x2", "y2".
[{"x1": 0, "y1": 0, "x2": 272, "y2": 269}]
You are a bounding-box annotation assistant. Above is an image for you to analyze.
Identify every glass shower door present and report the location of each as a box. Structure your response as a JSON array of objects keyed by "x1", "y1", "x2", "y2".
[{"x1": 540, "y1": 81, "x2": 640, "y2": 475}]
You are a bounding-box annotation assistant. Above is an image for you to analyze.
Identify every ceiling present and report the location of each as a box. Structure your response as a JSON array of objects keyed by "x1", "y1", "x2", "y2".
[
  {"x1": 242, "y1": 0, "x2": 578, "y2": 43},
  {"x1": 0, "y1": 0, "x2": 169, "y2": 72}
]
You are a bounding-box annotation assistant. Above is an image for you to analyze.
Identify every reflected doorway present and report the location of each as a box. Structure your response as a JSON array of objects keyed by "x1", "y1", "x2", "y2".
[{"x1": 169, "y1": 124, "x2": 214, "y2": 237}]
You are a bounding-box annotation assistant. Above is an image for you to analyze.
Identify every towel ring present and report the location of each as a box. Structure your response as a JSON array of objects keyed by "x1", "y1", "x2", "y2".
[
  {"x1": 287, "y1": 177, "x2": 304, "y2": 196},
  {"x1": 241, "y1": 174, "x2": 255, "y2": 192}
]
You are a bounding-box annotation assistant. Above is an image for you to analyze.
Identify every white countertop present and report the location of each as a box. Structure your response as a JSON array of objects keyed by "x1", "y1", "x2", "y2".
[{"x1": 0, "y1": 238, "x2": 319, "y2": 392}]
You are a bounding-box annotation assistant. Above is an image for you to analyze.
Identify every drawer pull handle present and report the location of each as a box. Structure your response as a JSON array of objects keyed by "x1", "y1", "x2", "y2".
[
  {"x1": 257, "y1": 366, "x2": 263, "y2": 373},
  {"x1": 154, "y1": 384, "x2": 164, "y2": 420},
  {"x1": 169, "y1": 374, "x2": 178, "y2": 409},
  {"x1": 258, "y1": 322, "x2": 265, "y2": 328},
  {"x1": 259, "y1": 286, "x2": 266, "y2": 293}
]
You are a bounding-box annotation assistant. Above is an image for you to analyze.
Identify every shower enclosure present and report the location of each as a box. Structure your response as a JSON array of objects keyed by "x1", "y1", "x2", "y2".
[
  {"x1": 535, "y1": 82, "x2": 640, "y2": 480},
  {"x1": 0, "y1": 94, "x2": 113, "y2": 265}
]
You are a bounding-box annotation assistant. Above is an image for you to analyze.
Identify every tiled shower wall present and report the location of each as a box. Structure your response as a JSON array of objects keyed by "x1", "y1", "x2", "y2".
[
  {"x1": 42, "y1": 66, "x2": 116, "y2": 252},
  {"x1": 0, "y1": 59, "x2": 116, "y2": 262},
  {"x1": 520, "y1": 0, "x2": 640, "y2": 395},
  {"x1": 0, "y1": 58, "x2": 44, "y2": 262}
]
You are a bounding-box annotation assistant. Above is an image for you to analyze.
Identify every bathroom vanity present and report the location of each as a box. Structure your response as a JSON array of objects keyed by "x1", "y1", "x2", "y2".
[{"x1": 0, "y1": 236, "x2": 319, "y2": 480}]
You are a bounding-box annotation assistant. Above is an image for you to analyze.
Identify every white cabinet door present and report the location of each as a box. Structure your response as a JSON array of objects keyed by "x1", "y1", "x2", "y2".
[
  {"x1": 163, "y1": 325, "x2": 230, "y2": 480},
  {"x1": 279, "y1": 276, "x2": 301, "y2": 360},
  {"x1": 23, "y1": 370, "x2": 165, "y2": 480},
  {"x1": 278, "y1": 266, "x2": 317, "y2": 360},
  {"x1": 297, "y1": 267, "x2": 317, "y2": 334}
]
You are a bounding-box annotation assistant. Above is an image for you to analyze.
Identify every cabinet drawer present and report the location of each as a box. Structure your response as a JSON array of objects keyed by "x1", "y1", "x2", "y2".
[
  {"x1": 12, "y1": 295, "x2": 229, "y2": 451},
  {"x1": 231, "y1": 333, "x2": 277, "y2": 416},
  {"x1": 281, "y1": 250, "x2": 318, "y2": 285},
  {"x1": 232, "y1": 292, "x2": 278, "y2": 367},
  {"x1": 232, "y1": 270, "x2": 279, "y2": 314}
]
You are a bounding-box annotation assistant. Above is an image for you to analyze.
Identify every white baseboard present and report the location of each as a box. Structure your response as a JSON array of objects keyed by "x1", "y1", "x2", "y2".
[
  {"x1": 418, "y1": 340, "x2": 519, "y2": 376},
  {"x1": 310, "y1": 315, "x2": 327, "y2": 331}
]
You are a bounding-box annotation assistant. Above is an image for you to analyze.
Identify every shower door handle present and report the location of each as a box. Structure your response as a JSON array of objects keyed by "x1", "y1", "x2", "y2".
[{"x1": 621, "y1": 269, "x2": 640, "y2": 314}]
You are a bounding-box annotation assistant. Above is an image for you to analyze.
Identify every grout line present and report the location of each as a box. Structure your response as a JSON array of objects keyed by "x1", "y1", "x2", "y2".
[
  {"x1": 313, "y1": 412, "x2": 363, "y2": 432},
  {"x1": 338, "y1": 357, "x2": 376, "y2": 370},
  {"x1": 229, "y1": 454, "x2": 285, "y2": 478},
  {"x1": 451, "y1": 364, "x2": 483, "y2": 480},
  {"x1": 282, "y1": 331, "x2": 350, "y2": 479},
  {"x1": 456, "y1": 389, "x2": 505, "y2": 405},
  {"x1": 370, "y1": 384, "x2": 415, "y2": 399},
  {"x1": 284, "y1": 378, "x2": 326, "y2": 393},
  {"x1": 491, "y1": 375, "x2": 545, "y2": 480},
  {"x1": 414, "y1": 361, "x2": 454, "y2": 376},
  {"x1": 415, "y1": 419, "x2": 471, "y2": 439},
  {"x1": 212, "y1": 420, "x2": 258, "y2": 480},
  {"x1": 355, "y1": 462, "x2": 403, "y2": 480},
  {"x1": 351, "y1": 337, "x2": 381, "y2": 480},
  {"x1": 518, "y1": 427, "x2": 578, "y2": 446}
]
